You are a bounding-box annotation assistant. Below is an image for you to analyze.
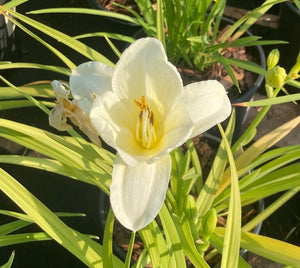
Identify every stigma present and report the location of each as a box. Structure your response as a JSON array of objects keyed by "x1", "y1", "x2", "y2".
[{"x1": 134, "y1": 96, "x2": 156, "y2": 149}]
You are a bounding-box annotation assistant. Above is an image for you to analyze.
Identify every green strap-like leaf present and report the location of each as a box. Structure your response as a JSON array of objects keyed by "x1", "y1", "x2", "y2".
[
  {"x1": 172, "y1": 215, "x2": 210, "y2": 268},
  {"x1": 0, "y1": 63, "x2": 71, "y2": 77},
  {"x1": 0, "y1": 119, "x2": 112, "y2": 193},
  {"x1": 217, "y1": 115, "x2": 300, "y2": 196},
  {"x1": 0, "y1": 168, "x2": 103, "y2": 267},
  {"x1": 0, "y1": 99, "x2": 54, "y2": 111},
  {"x1": 135, "y1": 0, "x2": 156, "y2": 26},
  {"x1": 210, "y1": 231, "x2": 252, "y2": 268},
  {"x1": 235, "y1": 93, "x2": 300, "y2": 107},
  {"x1": 74, "y1": 32, "x2": 135, "y2": 44},
  {"x1": 0, "y1": 155, "x2": 100, "y2": 186},
  {"x1": 3, "y1": 0, "x2": 28, "y2": 9},
  {"x1": 226, "y1": 58, "x2": 266, "y2": 75},
  {"x1": 28, "y1": 7, "x2": 140, "y2": 25},
  {"x1": 216, "y1": 163, "x2": 300, "y2": 212},
  {"x1": 214, "y1": 227, "x2": 300, "y2": 267},
  {"x1": 214, "y1": 52, "x2": 240, "y2": 92},
  {"x1": 0, "y1": 220, "x2": 31, "y2": 236},
  {"x1": 218, "y1": 125, "x2": 241, "y2": 268},
  {"x1": 102, "y1": 208, "x2": 114, "y2": 268},
  {"x1": 0, "y1": 6, "x2": 114, "y2": 66},
  {"x1": 159, "y1": 204, "x2": 186, "y2": 267},
  {"x1": 0, "y1": 10, "x2": 76, "y2": 70},
  {"x1": 0, "y1": 84, "x2": 55, "y2": 100},
  {"x1": 139, "y1": 225, "x2": 162, "y2": 268},
  {"x1": 243, "y1": 187, "x2": 300, "y2": 232},
  {"x1": 156, "y1": 0, "x2": 166, "y2": 50},
  {"x1": 196, "y1": 110, "x2": 235, "y2": 218},
  {"x1": 0, "y1": 251, "x2": 15, "y2": 268},
  {"x1": 0, "y1": 232, "x2": 52, "y2": 247}
]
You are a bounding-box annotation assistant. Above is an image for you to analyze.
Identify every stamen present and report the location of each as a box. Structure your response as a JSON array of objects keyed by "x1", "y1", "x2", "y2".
[{"x1": 134, "y1": 96, "x2": 156, "y2": 149}]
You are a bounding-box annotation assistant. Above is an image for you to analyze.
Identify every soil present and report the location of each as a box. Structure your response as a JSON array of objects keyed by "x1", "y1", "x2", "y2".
[{"x1": 177, "y1": 44, "x2": 257, "y2": 101}]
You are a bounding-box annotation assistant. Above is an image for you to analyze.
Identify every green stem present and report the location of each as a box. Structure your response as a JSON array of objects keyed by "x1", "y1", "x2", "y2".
[{"x1": 125, "y1": 231, "x2": 136, "y2": 268}]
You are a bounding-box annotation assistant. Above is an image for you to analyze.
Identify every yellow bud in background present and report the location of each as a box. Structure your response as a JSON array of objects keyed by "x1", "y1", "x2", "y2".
[
  {"x1": 265, "y1": 66, "x2": 287, "y2": 88},
  {"x1": 267, "y1": 49, "x2": 280, "y2": 70},
  {"x1": 289, "y1": 51, "x2": 300, "y2": 78}
]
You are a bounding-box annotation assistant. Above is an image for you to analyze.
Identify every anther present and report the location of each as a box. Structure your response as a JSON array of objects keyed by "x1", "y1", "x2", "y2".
[{"x1": 134, "y1": 96, "x2": 156, "y2": 149}]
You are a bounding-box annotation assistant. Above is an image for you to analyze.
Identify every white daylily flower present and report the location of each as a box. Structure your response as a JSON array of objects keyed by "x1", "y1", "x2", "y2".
[{"x1": 68, "y1": 38, "x2": 231, "y2": 231}]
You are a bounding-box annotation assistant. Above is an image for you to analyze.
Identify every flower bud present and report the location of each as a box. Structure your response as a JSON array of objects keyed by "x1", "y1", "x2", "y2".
[
  {"x1": 184, "y1": 195, "x2": 197, "y2": 220},
  {"x1": 289, "y1": 51, "x2": 300, "y2": 79},
  {"x1": 196, "y1": 240, "x2": 210, "y2": 253},
  {"x1": 265, "y1": 66, "x2": 287, "y2": 88},
  {"x1": 201, "y1": 208, "x2": 217, "y2": 241},
  {"x1": 267, "y1": 49, "x2": 280, "y2": 70}
]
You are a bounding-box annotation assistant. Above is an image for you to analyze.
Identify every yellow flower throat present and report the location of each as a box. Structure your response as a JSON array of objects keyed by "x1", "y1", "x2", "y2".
[{"x1": 134, "y1": 96, "x2": 157, "y2": 149}]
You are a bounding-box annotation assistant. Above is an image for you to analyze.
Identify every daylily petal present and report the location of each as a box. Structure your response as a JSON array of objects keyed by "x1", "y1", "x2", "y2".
[
  {"x1": 91, "y1": 90, "x2": 194, "y2": 166},
  {"x1": 51, "y1": 80, "x2": 70, "y2": 101},
  {"x1": 183, "y1": 80, "x2": 232, "y2": 138},
  {"x1": 110, "y1": 154, "x2": 171, "y2": 231},
  {"x1": 90, "y1": 91, "x2": 136, "y2": 146},
  {"x1": 49, "y1": 104, "x2": 72, "y2": 131},
  {"x1": 70, "y1": 61, "x2": 114, "y2": 113},
  {"x1": 112, "y1": 38, "x2": 183, "y2": 123}
]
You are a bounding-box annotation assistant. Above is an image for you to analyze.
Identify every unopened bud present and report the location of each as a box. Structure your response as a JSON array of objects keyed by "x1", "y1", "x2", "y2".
[
  {"x1": 201, "y1": 208, "x2": 217, "y2": 241},
  {"x1": 267, "y1": 49, "x2": 280, "y2": 70},
  {"x1": 289, "y1": 51, "x2": 300, "y2": 79},
  {"x1": 185, "y1": 195, "x2": 197, "y2": 220},
  {"x1": 196, "y1": 240, "x2": 210, "y2": 253},
  {"x1": 265, "y1": 66, "x2": 287, "y2": 88}
]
